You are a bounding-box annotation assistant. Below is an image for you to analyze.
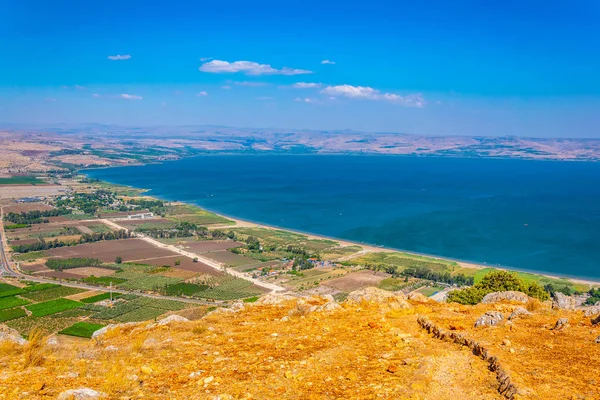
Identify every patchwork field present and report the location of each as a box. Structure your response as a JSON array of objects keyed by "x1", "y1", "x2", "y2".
[
  {"x1": 130, "y1": 255, "x2": 219, "y2": 274},
  {"x1": 3, "y1": 203, "x2": 53, "y2": 213},
  {"x1": 46, "y1": 239, "x2": 174, "y2": 262},
  {"x1": 201, "y1": 250, "x2": 257, "y2": 267},
  {"x1": 180, "y1": 240, "x2": 244, "y2": 253},
  {"x1": 322, "y1": 270, "x2": 389, "y2": 292}
]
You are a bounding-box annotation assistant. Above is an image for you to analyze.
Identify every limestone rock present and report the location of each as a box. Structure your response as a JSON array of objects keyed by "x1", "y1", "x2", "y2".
[
  {"x1": 595, "y1": 335, "x2": 600, "y2": 344},
  {"x1": 315, "y1": 301, "x2": 342, "y2": 312},
  {"x1": 474, "y1": 311, "x2": 504, "y2": 327},
  {"x1": 407, "y1": 292, "x2": 430, "y2": 303},
  {"x1": 156, "y1": 315, "x2": 190, "y2": 326},
  {"x1": 57, "y1": 388, "x2": 107, "y2": 400},
  {"x1": 255, "y1": 293, "x2": 296, "y2": 305},
  {"x1": 591, "y1": 314, "x2": 600, "y2": 326},
  {"x1": 552, "y1": 292, "x2": 577, "y2": 310},
  {"x1": 0, "y1": 324, "x2": 27, "y2": 345},
  {"x1": 582, "y1": 305, "x2": 600, "y2": 317},
  {"x1": 91, "y1": 322, "x2": 139, "y2": 339},
  {"x1": 345, "y1": 287, "x2": 409, "y2": 306},
  {"x1": 46, "y1": 336, "x2": 59, "y2": 346},
  {"x1": 482, "y1": 291, "x2": 529, "y2": 304},
  {"x1": 552, "y1": 318, "x2": 569, "y2": 331},
  {"x1": 508, "y1": 307, "x2": 533, "y2": 320}
]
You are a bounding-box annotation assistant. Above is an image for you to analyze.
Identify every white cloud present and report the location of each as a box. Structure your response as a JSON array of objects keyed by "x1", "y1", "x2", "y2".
[
  {"x1": 321, "y1": 85, "x2": 425, "y2": 107},
  {"x1": 74, "y1": 85, "x2": 86, "y2": 90},
  {"x1": 321, "y1": 60, "x2": 335, "y2": 65},
  {"x1": 120, "y1": 93, "x2": 142, "y2": 100},
  {"x1": 199, "y1": 57, "x2": 213, "y2": 62},
  {"x1": 196, "y1": 91, "x2": 208, "y2": 96},
  {"x1": 294, "y1": 97, "x2": 316, "y2": 103},
  {"x1": 291, "y1": 82, "x2": 322, "y2": 89},
  {"x1": 108, "y1": 54, "x2": 131, "y2": 60},
  {"x1": 257, "y1": 96, "x2": 273, "y2": 100},
  {"x1": 92, "y1": 93, "x2": 101, "y2": 98},
  {"x1": 221, "y1": 85, "x2": 231, "y2": 90},
  {"x1": 199, "y1": 60, "x2": 312, "y2": 76},
  {"x1": 233, "y1": 81, "x2": 268, "y2": 87}
]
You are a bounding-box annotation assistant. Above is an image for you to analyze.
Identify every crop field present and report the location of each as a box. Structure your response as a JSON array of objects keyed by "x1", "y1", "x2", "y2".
[
  {"x1": 284, "y1": 268, "x2": 350, "y2": 290},
  {"x1": 3, "y1": 203, "x2": 53, "y2": 213},
  {"x1": 23, "y1": 283, "x2": 59, "y2": 292},
  {"x1": 46, "y1": 239, "x2": 174, "y2": 262},
  {"x1": 165, "y1": 282, "x2": 209, "y2": 296},
  {"x1": 0, "y1": 296, "x2": 30, "y2": 310},
  {"x1": 231, "y1": 227, "x2": 339, "y2": 253},
  {"x1": 59, "y1": 321, "x2": 106, "y2": 338},
  {"x1": 0, "y1": 283, "x2": 25, "y2": 298},
  {"x1": 118, "y1": 219, "x2": 176, "y2": 229},
  {"x1": 166, "y1": 276, "x2": 264, "y2": 300},
  {"x1": 347, "y1": 251, "x2": 457, "y2": 273},
  {"x1": 20, "y1": 263, "x2": 50, "y2": 273},
  {"x1": 320, "y1": 245, "x2": 363, "y2": 261},
  {"x1": 134, "y1": 255, "x2": 219, "y2": 274},
  {"x1": 415, "y1": 285, "x2": 445, "y2": 297},
  {"x1": 80, "y1": 292, "x2": 118, "y2": 303},
  {"x1": 66, "y1": 267, "x2": 116, "y2": 277},
  {"x1": 88, "y1": 295, "x2": 189, "y2": 322},
  {"x1": 181, "y1": 240, "x2": 244, "y2": 253},
  {"x1": 13, "y1": 251, "x2": 48, "y2": 262},
  {"x1": 202, "y1": 250, "x2": 257, "y2": 267},
  {"x1": 166, "y1": 205, "x2": 233, "y2": 225},
  {"x1": 35, "y1": 270, "x2": 82, "y2": 280},
  {"x1": 0, "y1": 307, "x2": 27, "y2": 322},
  {"x1": 113, "y1": 271, "x2": 182, "y2": 291},
  {"x1": 322, "y1": 270, "x2": 389, "y2": 292},
  {"x1": 26, "y1": 298, "x2": 82, "y2": 317},
  {"x1": 83, "y1": 276, "x2": 127, "y2": 286}
]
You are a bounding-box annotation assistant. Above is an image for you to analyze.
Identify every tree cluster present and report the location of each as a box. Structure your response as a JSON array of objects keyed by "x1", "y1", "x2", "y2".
[
  {"x1": 46, "y1": 257, "x2": 103, "y2": 271},
  {"x1": 447, "y1": 270, "x2": 549, "y2": 305},
  {"x1": 11, "y1": 229, "x2": 132, "y2": 253},
  {"x1": 5, "y1": 209, "x2": 70, "y2": 225}
]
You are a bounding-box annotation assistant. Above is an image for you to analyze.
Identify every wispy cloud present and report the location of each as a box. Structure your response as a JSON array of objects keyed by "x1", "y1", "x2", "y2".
[
  {"x1": 257, "y1": 96, "x2": 274, "y2": 100},
  {"x1": 233, "y1": 81, "x2": 268, "y2": 87},
  {"x1": 199, "y1": 57, "x2": 213, "y2": 62},
  {"x1": 61, "y1": 85, "x2": 87, "y2": 90},
  {"x1": 291, "y1": 82, "x2": 322, "y2": 89},
  {"x1": 108, "y1": 54, "x2": 131, "y2": 60},
  {"x1": 221, "y1": 85, "x2": 232, "y2": 90},
  {"x1": 92, "y1": 93, "x2": 101, "y2": 98},
  {"x1": 321, "y1": 85, "x2": 425, "y2": 107},
  {"x1": 120, "y1": 93, "x2": 142, "y2": 100},
  {"x1": 295, "y1": 97, "x2": 317, "y2": 103},
  {"x1": 321, "y1": 60, "x2": 335, "y2": 65},
  {"x1": 200, "y1": 60, "x2": 312, "y2": 76},
  {"x1": 196, "y1": 91, "x2": 208, "y2": 96}
]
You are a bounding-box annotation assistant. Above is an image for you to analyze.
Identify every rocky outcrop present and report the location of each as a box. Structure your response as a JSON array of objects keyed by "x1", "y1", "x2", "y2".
[
  {"x1": 582, "y1": 304, "x2": 600, "y2": 317},
  {"x1": 551, "y1": 318, "x2": 569, "y2": 331},
  {"x1": 595, "y1": 336, "x2": 600, "y2": 344},
  {"x1": 482, "y1": 291, "x2": 529, "y2": 304},
  {"x1": 417, "y1": 317, "x2": 518, "y2": 399},
  {"x1": 591, "y1": 314, "x2": 600, "y2": 326},
  {"x1": 255, "y1": 293, "x2": 296, "y2": 305},
  {"x1": 552, "y1": 293, "x2": 577, "y2": 310},
  {"x1": 156, "y1": 315, "x2": 189, "y2": 326},
  {"x1": 474, "y1": 311, "x2": 504, "y2": 327},
  {"x1": 92, "y1": 322, "x2": 140, "y2": 339},
  {"x1": 407, "y1": 292, "x2": 430, "y2": 303},
  {"x1": 346, "y1": 287, "x2": 410, "y2": 309},
  {"x1": 0, "y1": 324, "x2": 27, "y2": 345},
  {"x1": 57, "y1": 388, "x2": 107, "y2": 399},
  {"x1": 508, "y1": 307, "x2": 532, "y2": 320}
]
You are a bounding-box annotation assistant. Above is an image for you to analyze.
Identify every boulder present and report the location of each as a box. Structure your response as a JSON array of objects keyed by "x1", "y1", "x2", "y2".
[
  {"x1": 0, "y1": 325, "x2": 27, "y2": 345},
  {"x1": 481, "y1": 291, "x2": 529, "y2": 304},
  {"x1": 57, "y1": 388, "x2": 107, "y2": 400},
  {"x1": 46, "y1": 336, "x2": 59, "y2": 346},
  {"x1": 315, "y1": 301, "x2": 342, "y2": 312},
  {"x1": 595, "y1": 336, "x2": 600, "y2": 344},
  {"x1": 552, "y1": 318, "x2": 569, "y2": 331},
  {"x1": 91, "y1": 322, "x2": 139, "y2": 339},
  {"x1": 407, "y1": 292, "x2": 430, "y2": 303},
  {"x1": 508, "y1": 307, "x2": 533, "y2": 320},
  {"x1": 474, "y1": 311, "x2": 504, "y2": 328},
  {"x1": 582, "y1": 305, "x2": 600, "y2": 317},
  {"x1": 552, "y1": 293, "x2": 577, "y2": 310},
  {"x1": 255, "y1": 293, "x2": 296, "y2": 305},
  {"x1": 156, "y1": 315, "x2": 190, "y2": 326},
  {"x1": 591, "y1": 314, "x2": 600, "y2": 326},
  {"x1": 346, "y1": 287, "x2": 409, "y2": 305}
]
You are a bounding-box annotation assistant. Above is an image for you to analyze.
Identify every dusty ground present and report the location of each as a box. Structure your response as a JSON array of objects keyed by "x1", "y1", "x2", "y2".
[
  {"x1": 0, "y1": 185, "x2": 67, "y2": 199},
  {"x1": 65, "y1": 267, "x2": 116, "y2": 277},
  {"x1": 323, "y1": 270, "x2": 389, "y2": 292}
]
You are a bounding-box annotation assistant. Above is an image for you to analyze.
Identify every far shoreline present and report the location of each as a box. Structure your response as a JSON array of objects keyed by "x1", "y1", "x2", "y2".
[{"x1": 81, "y1": 171, "x2": 600, "y2": 288}]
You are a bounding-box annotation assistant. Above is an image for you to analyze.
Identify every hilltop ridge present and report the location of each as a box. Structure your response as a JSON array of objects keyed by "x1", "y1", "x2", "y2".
[{"x1": 1, "y1": 287, "x2": 599, "y2": 399}]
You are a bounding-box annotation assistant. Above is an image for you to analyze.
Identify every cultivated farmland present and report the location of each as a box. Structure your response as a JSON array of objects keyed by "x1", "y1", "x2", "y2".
[
  {"x1": 26, "y1": 298, "x2": 82, "y2": 317},
  {"x1": 46, "y1": 238, "x2": 174, "y2": 262}
]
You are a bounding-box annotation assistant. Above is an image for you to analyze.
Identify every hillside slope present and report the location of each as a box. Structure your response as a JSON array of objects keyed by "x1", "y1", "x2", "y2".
[{"x1": 1, "y1": 290, "x2": 599, "y2": 399}]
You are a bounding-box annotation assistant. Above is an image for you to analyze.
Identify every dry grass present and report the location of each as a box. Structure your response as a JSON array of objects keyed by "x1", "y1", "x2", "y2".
[{"x1": 22, "y1": 328, "x2": 47, "y2": 368}]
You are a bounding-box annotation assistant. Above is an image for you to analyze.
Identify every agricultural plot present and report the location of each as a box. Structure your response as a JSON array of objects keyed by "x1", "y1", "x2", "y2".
[
  {"x1": 20, "y1": 263, "x2": 50, "y2": 273},
  {"x1": 89, "y1": 295, "x2": 188, "y2": 322},
  {"x1": 118, "y1": 219, "x2": 176, "y2": 229},
  {"x1": 347, "y1": 252, "x2": 457, "y2": 274},
  {"x1": 164, "y1": 276, "x2": 263, "y2": 300},
  {"x1": 46, "y1": 239, "x2": 174, "y2": 262},
  {"x1": 201, "y1": 251, "x2": 257, "y2": 267},
  {"x1": 323, "y1": 270, "x2": 389, "y2": 292},
  {"x1": 3, "y1": 203, "x2": 53, "y2": 213},
  {"x1": 35, "y1": 271, "x2": 82, "y2": 280},
  {"x1": 114, "y1": 271, "x2": 182, "y2": 291},
  {"x1": 181, "y1": 240, "x2": 244, "y2": 253},
  {"x1": 0, "y1": 307, "x2": 27, "y2": 322},
  {"x1": 80, "y1": 292, "x2": 119, "y2": 303},
  {"x1": 83, "y1": 276, "x2": 127, "y2": 286},
  {"x1": 231, "y1": 227, "x2": 339, "y2": 252},
  {"x1": 66, "y1": 267, "x2": 116, "y2": 277},
  {"x1": 22, "y1": 283, "x2": 58, "y2": 292},
  {"x1": 13, "y1": 251, "x2": 48, "y2": 262},
  {"x1": 166, "y1": 205, "x2": 232, "y2": 225},
  {"x1": 59, "y1": 322, "x2": 106, "y2": 338},
  {"x1": 0, "y1": 283, "x2": 25, "y2": 298},
  {"x1": 26, "y1": 298, "x2": 82, "y2": 317},
  {"x1": 133, "y1": 255, "x2": 219, "y2": 275},
  {"x1": 284, "y1": 268, "x2": 350, "y2": 290},
  {"x1": 21, "y1": 286, "x2": 86, "y2": 302},
  {"x1": 0, "y1": 296, "x2": 30, "y2": 310}
]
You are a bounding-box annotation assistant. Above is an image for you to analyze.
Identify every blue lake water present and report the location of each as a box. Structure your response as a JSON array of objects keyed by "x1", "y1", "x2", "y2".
[{"x1": 86, "y1": 155, "x2": 600, "y2": 279}]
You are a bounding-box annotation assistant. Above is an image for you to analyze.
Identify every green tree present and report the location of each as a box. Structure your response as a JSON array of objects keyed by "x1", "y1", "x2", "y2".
[{"x1": 115, "y1": 256, "x2": 123, "y2": 264}]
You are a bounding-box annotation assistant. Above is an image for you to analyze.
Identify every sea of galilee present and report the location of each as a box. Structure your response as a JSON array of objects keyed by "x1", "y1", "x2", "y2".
[{"x1": 86, "y1": 154, "x2": 600, "y2": 280}]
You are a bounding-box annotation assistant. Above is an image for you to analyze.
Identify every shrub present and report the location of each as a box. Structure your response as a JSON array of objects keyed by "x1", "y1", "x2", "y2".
[{"x1": 447, "y1": 271, "x2": 549, "y2": 305}]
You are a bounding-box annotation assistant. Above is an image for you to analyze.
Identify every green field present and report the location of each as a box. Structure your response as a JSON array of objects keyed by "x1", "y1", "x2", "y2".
[
  {"x1": 13, "y1": 251, "x2": 48, "y2": 262},
  {"x1": 114, "y1": 271, "x2": 181, "y2": 291},
  {"x1": 348, "y1": 252, "x2": 457, "y2": 273},
  {"x1": 0, "y1": 283, "x2": 25, "y2": 298},
  {"x1": 0, "y1": 307, "x2": 27, "y2": 322},
  {"x1": 165, "y1": 282, "x2": 209, "y2": 296},
  {"x1": 21, "y1": 286, "x2": 86, "y2": 302},
  {"x1": 0, "y1": 296, "x2": 30, "y2": 310},
  {"x1": 83, "y1": 276, "x2": 127, "y2": 286},
  {"x1": 0, "y1": 176, "x2": 42, "y2": 185},
  {"x1": 23, "y1": 283, "x2": 59, "y2": 292},
  {"x1": 59, "y1": 321, "x2": 106, "y2": 338},
  {"x1": 89, "y1": 295, "x2": 188, "y2": 322},
  {"x1": 26, "y1": 298, "x2": 82, "y2": 317},
  {"x1": 416, "y1": 285, "x2": 445, "y2": 297},
  {"x1": 80, "y1": 292, "x2": 120, "y2": 303}
]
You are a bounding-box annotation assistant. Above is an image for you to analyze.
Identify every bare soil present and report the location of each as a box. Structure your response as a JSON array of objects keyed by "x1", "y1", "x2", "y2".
[
  {"x1": 181, "y1": 240, "x2": 244, "y2": 253},
  {"x1": 66, "y1": 267, "x2": 116, "y2": 277},
  {"x1": 322, "y1": 270, "x2": 389, "y2": 292},
  {"x1": 46, "y1": 238, "x2": 174, "y2": 262}
]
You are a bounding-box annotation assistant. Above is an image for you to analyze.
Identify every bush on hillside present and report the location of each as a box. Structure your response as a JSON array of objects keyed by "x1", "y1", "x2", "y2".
[{"x1": 447, "y1": 270, "x2": 549, "y2": 305}]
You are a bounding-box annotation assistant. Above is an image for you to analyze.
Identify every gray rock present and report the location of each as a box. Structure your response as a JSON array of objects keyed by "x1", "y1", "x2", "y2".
[
  {"x1": 46, "y1": 336, "x2": 59, "y2": 346},
  {"x1": 346, "y1": 287, "x2": 409, "y2": 304},
  {"x1": 582, "y1": 305, "x2": 600, "y2": 317},
  {"x1": 508, "y1": 307, "x2": 533, "y2": 320},
  {"x1": 255, "y1": 293, "x2": 296, "y2": 305},
  {"x1": 91, "y1": 322, "x2": 139, "y2": 339},
  {"x1": 474, "y1": 311, "x2": 504, "y2": 328},
  {"x1": 595, "y1": 336, "x2": 600, "y2": 344},
  {"x1": 0, "y1": 325, "x2": 27, "y2": 345},
  {"x1": 482, "y1": 291, "x2": 529, "y2": 304},
  {"x1": 591, "y1": 314, "x2": 600, "y2": 326},
  {"x1": 156, "y1": 315, "x2": 189, "y2": 326},
  {"x1": 104, "y1": 345, "x2": 118, "y2": 352},
  {"x1": 552, "y1": 292, "x2": 577, "y2": 310},
  {"x1": 57, "y1": 388, "x2": 107, "y2": 400},
  {"x1": 552, "y1": 318, "x2": 569, "y2": 331},
  {"x1": 316, "y1": 301, "x2": 342, "y2": 312},
  {"x1": 407, "y1": 292, "x2": 430, "y2": 303}
]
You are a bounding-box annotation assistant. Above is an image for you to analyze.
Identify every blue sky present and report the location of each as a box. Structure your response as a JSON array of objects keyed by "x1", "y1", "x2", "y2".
[{"x1": 1, "y1": 0, "x2": 599, "y2": 137}]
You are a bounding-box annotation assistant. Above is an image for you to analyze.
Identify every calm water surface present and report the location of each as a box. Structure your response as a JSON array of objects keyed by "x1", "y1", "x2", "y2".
[{"x1": 86, "y1": 155, "x2": 600, "y2": 279}]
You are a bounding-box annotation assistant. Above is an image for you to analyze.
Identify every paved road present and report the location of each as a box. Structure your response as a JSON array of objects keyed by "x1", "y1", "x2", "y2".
[{"x1": 0, "y1": 206, "x2": 221, "y2": 306}]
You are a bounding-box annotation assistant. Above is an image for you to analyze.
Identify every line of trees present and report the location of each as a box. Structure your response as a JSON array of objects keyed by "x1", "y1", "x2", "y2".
[
  {"x1": 5, "y1": 209, "x2": 70, "y2": 225},
  {"x1": 11, "y1": 229, "x2": 132, "y2": 253},
  {"x1": 46, "y1": 257, "x2": 103, "y2": 271}
]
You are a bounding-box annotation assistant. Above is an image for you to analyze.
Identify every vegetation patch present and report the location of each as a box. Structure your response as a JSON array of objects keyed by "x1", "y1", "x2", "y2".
[
  {"x1": 83, "y1": 276, "x2": 127, "y2": 286},
  {"x1": 0, "y1": 176, "x2": 43, "y2": 185},
  {"x1": 13, "y1": 251, "x2": 48, "y2": 261},
  {"x1": 59, "y1": 321, "x2": 106, "y2": 338},
  {"x1": 23, "y1": 283, "x2": 59, "y2": 292},
  {"x1": 164, "y1": 282, "x2": 209, "y2": 296},
  {"x1": 46, "y1": 257, "x2": 103, "y2": 270},
  {"x1": 0, "y1": 307, "x2": 27, "y2": 322},
  {"x1": 0, "y1": 296, "x2": 30, "y2": 310},
  {"x1": 0, "y1": 283, "x2": 26, "y2": 298},
  {"x1": 80, "y1": 292, "x2": 120, "y2": 303},
  {"x1": 21, "y1": 286, "x2": 86, "y2": 302},
  {"x1": 26, "y1": 298, "x2": 82, "y2": 317}
]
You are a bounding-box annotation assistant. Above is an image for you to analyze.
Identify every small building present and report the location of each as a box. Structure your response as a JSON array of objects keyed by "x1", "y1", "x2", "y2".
[{"x1": 127, "y1": 212, "x2": 154, "y2": 220}]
